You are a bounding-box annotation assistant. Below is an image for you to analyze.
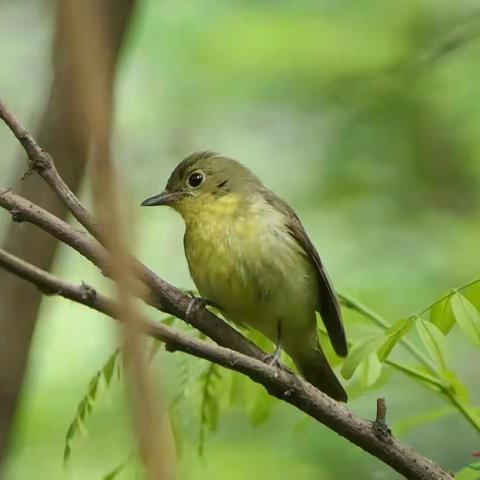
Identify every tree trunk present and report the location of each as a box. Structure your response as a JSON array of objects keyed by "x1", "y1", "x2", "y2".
[{"x1": 0, "y1": 0, "x2": 138, "y2": 469}]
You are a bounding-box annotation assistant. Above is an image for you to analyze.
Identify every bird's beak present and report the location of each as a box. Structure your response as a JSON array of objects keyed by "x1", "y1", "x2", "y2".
[{"x1": 141, "y1": 191, "x2": 185, "y2": 207}]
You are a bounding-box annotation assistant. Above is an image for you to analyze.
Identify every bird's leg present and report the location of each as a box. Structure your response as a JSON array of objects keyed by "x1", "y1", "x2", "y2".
[
  {"x1": 265, "y1": 320, "x2": 283, "y2": 368},
  {"x1": 185, "y1": 292, "x2": 219, "y2": 323}
]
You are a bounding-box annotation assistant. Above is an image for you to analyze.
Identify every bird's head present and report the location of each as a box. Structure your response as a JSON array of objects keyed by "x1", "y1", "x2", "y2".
[{"x1": 141, "y1": 151, "x2": 261, "y2": 219}]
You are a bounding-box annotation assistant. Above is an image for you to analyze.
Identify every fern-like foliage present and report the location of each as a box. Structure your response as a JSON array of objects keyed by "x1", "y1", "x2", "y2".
[
  {"x1": 101, "y1": 453, "x2": 133, "y2": 480},
  {"x1": 63, "y1": 316, "x2": 176, "y2": 468},
  {"x1": 63, "y1": 280, "x2": 480, "y2": 476},
  {"x1": 198, "y1": 362, "x2": 222, "y2": 456},
  {"x1": 63, "y1": 349, "x2": 120, "y2": 464}
]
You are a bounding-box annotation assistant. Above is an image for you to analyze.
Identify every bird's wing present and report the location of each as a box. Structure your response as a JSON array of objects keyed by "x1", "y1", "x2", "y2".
[{"x1": 263, "y1": 190, "x2": 348, "y2": 357}]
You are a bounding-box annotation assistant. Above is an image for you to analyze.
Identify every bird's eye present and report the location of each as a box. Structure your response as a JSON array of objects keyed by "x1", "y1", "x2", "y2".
[{"x1": 187, "y1": 171, "x2": 205, "y2": 188}]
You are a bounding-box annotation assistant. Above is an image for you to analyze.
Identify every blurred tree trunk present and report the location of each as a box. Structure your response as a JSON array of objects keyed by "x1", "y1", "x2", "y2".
[{"x1": 0, "y1": 0, "x2": 137, "y2": 470}]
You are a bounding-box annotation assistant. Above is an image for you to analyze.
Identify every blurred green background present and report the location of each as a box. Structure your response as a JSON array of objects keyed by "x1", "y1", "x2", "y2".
[{"x1": 1, "y1": 0, "x2": 479, "y2": 478}]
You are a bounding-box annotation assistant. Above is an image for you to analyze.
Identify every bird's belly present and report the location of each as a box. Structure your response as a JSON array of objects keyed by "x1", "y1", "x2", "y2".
[{"x1": 185, "y1": 218, "x2": 318, "y2": 339}]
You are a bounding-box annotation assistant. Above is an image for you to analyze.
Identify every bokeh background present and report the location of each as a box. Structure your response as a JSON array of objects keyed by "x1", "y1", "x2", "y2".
[{"x1": 1, "y1": 0, "x2": 479, "y2": 479}]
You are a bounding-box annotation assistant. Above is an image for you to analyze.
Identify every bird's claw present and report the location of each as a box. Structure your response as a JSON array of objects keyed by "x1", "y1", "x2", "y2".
[
  {"x1": 186, "y1": 297, "x2": 205, "y2": 322},
  {"x1": 264, "y1": 345, "x2": 283, "y2": 368},
  {"x1": 264, "y1": 319, "x2": 284, "y2": 368},
  {"x1": 186, "y1": 295, "x2": 217, "y2": 322}
]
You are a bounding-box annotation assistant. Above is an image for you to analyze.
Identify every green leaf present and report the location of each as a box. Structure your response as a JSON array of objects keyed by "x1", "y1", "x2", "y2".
[
  {"x1": 341, "y1": 336, "x2": 383, "y2": 380},
  {"x1": 78, "y1": 398, "x2": 90, "y2": 423},
  {"x1": 357, "y1": 352, "x2": 382, "y2": 388},
  {"x1": 456, "y1": 462, "x2": 480, "y2": 480},
  {"x1": 101, "y1": 453, "x2": 133, "y2": 480},
  {"x1": 63, "y1": 445, "x2": 71, "y2": 464},
  {"x1": 429, "y1": 291, "x2": 456, "y2": 334},
  {"x1": 451, "y1": 292, "x2": 480, "y2": 346},
  {"x1": 442, "y1": 371, "x2": 471, "y2": 401},
  {"x1": 393, "y1": 407, "x2": 456, "y2": 436},
  {"x1": 102, "y1": 461, "x2": 128, "y2": 480},
  {"x1": 377, "y1": 317, "x2": 414, "y2": 361},
  {"x1": 170, "y1": 355, "x2": 192, "y2": 410},
  {"x1": 103, "y1": 351, "x2": 119, "y2": 387},
  {"x1": 416, "y1": 318, "x2": 449, "y2": 371},
  {"x1": 462, "y1": 279, "x2": 480, "y2": 311},
  {"x1": 346, "y1": 365, "x2": 392, "y2": 400},
  {"x1": 63, "y1": 349, "x2": 120, "y2": 465},
  {"x1": 88, "y1": 374, "x2": 100, "y2": 400},
  {"x1": 198, "y1": 363, "x2": 222, "y2": 455}
]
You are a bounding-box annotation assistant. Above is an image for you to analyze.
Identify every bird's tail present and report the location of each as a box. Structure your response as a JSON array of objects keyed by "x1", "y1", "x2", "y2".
[{"x1": 292, "y1": 347, "x2": 348, "y2": 402}]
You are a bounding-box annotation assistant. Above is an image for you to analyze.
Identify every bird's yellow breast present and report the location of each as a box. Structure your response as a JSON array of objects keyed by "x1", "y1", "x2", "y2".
[{"x1": 182, "y1": 193, "x2": 318, "y2": 338}]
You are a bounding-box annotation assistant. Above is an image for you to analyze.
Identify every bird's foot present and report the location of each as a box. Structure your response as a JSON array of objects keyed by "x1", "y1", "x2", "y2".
[
  {"x1": 264, "y1": 344, "x2": 283, "y2": 369},
  {"x1": 185, "y1": 293, "x2": 218, "y2": 323},
  {"x1": 264, "y1": 319, "x2": 284, "y2": 368}
]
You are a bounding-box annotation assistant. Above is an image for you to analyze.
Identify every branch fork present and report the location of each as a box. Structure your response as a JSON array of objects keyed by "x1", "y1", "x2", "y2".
[{"x1": 374, "y1": 397, "x2": 391, "y2": 439}]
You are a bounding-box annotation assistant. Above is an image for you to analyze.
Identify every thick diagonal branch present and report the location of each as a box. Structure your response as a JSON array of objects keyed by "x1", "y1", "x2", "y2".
[
  {"x1": 0, "y1": 99, "x2": 454, "y2": 479},
  {"x1": 0, "y1": 0, "x2": 138, "y2": 467},
  {"x1": 0, "y1": 247, "x2": 453, "y2": 480},
  {"x1": 0, "y1": 186, "x2": 265, "y2": 362},
  {"x1": 0, "y1": 99, "x2": 268, "y2": 357}
]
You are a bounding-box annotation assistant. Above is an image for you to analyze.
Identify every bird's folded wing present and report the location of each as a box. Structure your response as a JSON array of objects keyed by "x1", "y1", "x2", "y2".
[{"x1": 264, "y1": 190, "x2": 348, "y2": 357}]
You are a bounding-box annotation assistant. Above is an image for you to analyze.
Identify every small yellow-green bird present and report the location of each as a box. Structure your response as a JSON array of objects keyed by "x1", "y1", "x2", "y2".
[{"x1": 142, "y1": 151, "x2": 348, "y2": 401}]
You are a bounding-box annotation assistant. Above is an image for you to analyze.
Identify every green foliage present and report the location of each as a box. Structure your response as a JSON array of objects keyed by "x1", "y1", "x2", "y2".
[
  {"x1": 6, "y1": 1, "x2": 480, "y2": 477},
  {"x1": 101, "y1": 455, "x2": 132, "y2": 480},
  {"x1": 451, "y1": 292, "x2": 480, "y2": 346},
  {"x1": 340, "y1": 336, "x2": 383, "y2": 380},
  {"x1": 377, "y1": 317, "x2": 414, "y2": 360},
  {"x1": 198, "y1": 363, "x2": 222, "y2": 455},
  {"x1": 429, "y1": 291, "x2": 456, "y2": 334},
  {"x1": 63, "y1": 317, "x2": 175, "y2": 472},
  {"x1": 393, "y1": 406, "x2": 456, "y2": 436},
  {"x1": 63, "y1": 349, "x2": 121, "y2": 464},
  {"x1": 341, "y1": 278, "x2": 480, "y2": 433},
  {"x1": 416, "y1": 318, "x2": 449, "y2": 371},
  {"x1": 356, "y1": 352, "x2": 382, "y2": 388},
  {"x1": 456, "y1": 462, "x2": 480, "y2": 480},
  {"x1": 65, "y1": 279, "x2": 480, "y2": 474}
]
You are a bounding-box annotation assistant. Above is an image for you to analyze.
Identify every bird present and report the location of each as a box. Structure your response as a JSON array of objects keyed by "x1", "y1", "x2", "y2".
[{"x1": 141, "y1": 151, "x2": 348, "y2": 401}]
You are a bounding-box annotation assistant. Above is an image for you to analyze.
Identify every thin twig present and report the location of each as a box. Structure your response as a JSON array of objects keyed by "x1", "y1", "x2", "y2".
[
  {"x1": 0, "y1": 96, "x2": 456, "y2": 479},
  {"x1": 0, "y1": 98, "x2": 265, "y2": 362},
  {"x1": 339, "y1": 293, "x2": 437, "y2": 373},
  {"x1": 340, "y1": 294, "x2": 480, "y2": 433},
  {"x1": 374, "y1": 397, "x2": 391, "y2": 438},
  {"x1": 416, "y1": 278, "x2": 480, "y2": 318},
  {"x1": 0, "y1": 246, "x2": 453, "y2": 480},
  {"x1": 0, "y1": 184, "x2": 265, "y2": 361}
]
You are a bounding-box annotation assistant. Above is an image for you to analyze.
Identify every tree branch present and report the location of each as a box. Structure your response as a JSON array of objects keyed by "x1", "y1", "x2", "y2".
[
  {"x1": 0, "y1": 100, "x2": 453, "y2": 479},
  {"x1": 0, "y1": 181, "x2": 264, "y2": 362},
  {"x1": 0, "y1": 0, "x2": 137, "y2": 461},
  {"x1": 0, "y1": 186, "x2": 266, "y2": 360},
  {"x1": 0, "y1": 98, "x2": 265, "y2": 363},
  {"x1": 0, "y1": 247, "x2": 452, "y2": 480}
]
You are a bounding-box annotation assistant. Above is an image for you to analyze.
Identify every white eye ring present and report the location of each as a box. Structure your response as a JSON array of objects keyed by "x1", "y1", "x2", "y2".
[{"x1": 186, "y1": 170, "x2": 205, "y2": 189}]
